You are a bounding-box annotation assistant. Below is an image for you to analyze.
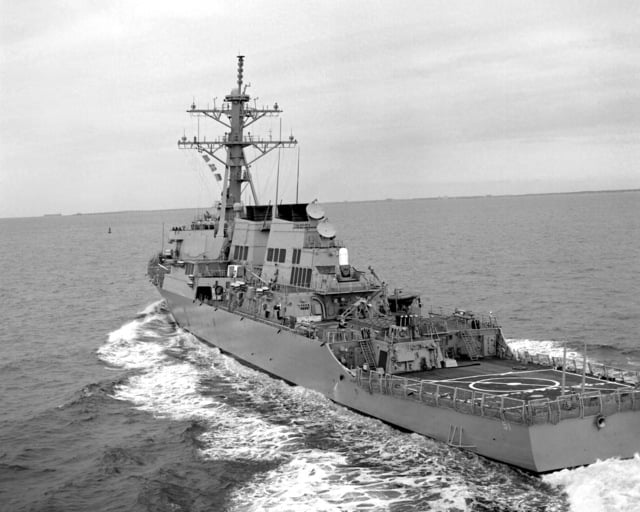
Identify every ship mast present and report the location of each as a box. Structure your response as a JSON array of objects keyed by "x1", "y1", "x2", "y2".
[{"x1": 178, "y1": 56, "x2": 297, "y2": 226}]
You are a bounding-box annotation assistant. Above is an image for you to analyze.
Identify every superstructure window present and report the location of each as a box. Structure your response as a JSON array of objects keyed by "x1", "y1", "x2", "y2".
[
  {"x1": 233, "y1": 245, "x2": 250, "y2": 260},
  {"x1": 292, "y1": 248, "x2": 301, "y2": 264},
  {"x1": 266, "y1": 247, "x2": 287, "y2": 263},
  {"x1": 290, "y1": 267, "x2": 313, "y2": 287}
]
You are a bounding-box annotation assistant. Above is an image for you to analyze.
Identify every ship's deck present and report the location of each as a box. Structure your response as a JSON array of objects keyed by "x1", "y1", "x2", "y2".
[{"x1": 405, "y1": 357, "x2": 633, "y2": 403}]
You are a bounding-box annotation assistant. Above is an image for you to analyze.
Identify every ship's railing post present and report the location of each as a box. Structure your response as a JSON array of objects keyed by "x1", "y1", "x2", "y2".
[
  {"x1": 578, "y1": 395, "x2": 584, "y2": 418},
  {"x1": 435, "y1": 385, "x2": 440, "y2": 406},
  {"x1": 545, "y1": 399, "x2": 551, "y2": 423}
]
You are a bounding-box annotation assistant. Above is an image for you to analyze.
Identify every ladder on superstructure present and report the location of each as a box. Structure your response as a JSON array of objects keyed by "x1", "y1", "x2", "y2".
[
  {"x1": 460, "y1": 330, "x2": 481, "y2": 360},
  {"x1": 359, "y1": 338, "x2": 377, "y2": 369},
  {"x1": 426, "y1": 320, "x2": 441, "y2": 344}
]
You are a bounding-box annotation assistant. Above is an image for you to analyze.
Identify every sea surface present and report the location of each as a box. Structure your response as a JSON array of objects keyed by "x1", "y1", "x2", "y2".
[{"x1": 1, "y1": 190, "x2": 639, "y2": 512}]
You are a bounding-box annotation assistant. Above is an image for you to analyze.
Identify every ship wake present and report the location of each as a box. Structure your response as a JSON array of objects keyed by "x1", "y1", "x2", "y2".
[{"x1": 94, "y1": 303, "x2": 640, "y2": 511}]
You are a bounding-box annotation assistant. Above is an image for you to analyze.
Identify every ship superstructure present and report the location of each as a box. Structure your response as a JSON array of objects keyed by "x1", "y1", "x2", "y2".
[{"x1": 148, "y1": 57, "x2": 640, "y2": 473}]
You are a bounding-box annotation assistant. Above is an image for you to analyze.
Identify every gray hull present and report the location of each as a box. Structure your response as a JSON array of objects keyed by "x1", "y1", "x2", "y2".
[{"x1": 160, "y1": 289, "x2": 640, "y2": 473}]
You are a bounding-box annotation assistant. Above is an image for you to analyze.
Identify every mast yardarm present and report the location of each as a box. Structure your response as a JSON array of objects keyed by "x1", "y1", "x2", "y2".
[{"x1": 178, "y1": 56, "x2": 297, "y2": 221}]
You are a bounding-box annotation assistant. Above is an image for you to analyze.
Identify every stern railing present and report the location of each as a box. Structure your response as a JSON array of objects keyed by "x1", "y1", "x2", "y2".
[
  {"x1": 510, "y1": 348, "x2": 640, "y2": 385},
  {"x1": 355, "y1": 369, "x2": 640, "y2": 426}
]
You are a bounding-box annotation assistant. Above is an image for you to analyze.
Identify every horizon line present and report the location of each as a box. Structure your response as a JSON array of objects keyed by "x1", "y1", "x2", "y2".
[{"x1": 1, "y1": 187, "x2": 639, "y2": 221}]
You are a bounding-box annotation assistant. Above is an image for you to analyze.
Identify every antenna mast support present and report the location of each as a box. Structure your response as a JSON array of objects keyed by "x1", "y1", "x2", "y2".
[{"x1": 177, "y1": 56, "x2": 297, "y2": 208}]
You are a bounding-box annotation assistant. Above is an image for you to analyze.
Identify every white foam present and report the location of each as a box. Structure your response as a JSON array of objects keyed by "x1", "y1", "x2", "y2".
[
  {"x1": 114, "y1": 360, "x2": 213, "y2": 415},
  {"x1": 104, "y1": 323, "x2": 475, "y2": 510},
  {"x1": 100, "y1": 316, "x2": 303, "y2": 460},
  {"x1": 98, "y1": 300, "x2": 177, "y2": 369},
  {"x1": 507, "y1": 338, "x2": 584, "y2": 360},
  {"x1": 98, "y1": 320, "x2": 167, "y2": 369},
  {"x1": 507, "y1": 338, "x2": 639, "y2": 384},
  {"x1": 544, "y1": 454, "x2": 640, "y2": 512},
  {"x1": 136, "y1": 301, "x2": 164, "y2": 317},
  {"x1": 227, "y1": 433, "x2": 472, "y2": 512}
]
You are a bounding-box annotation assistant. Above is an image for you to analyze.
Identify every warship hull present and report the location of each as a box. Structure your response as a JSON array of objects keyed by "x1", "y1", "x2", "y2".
[
  {"x1": 149, "y1": 57, "x2": 640, "y2": 474},
  {"x1": 160, "y1": 288, "x2": 640, "y2": 473}
]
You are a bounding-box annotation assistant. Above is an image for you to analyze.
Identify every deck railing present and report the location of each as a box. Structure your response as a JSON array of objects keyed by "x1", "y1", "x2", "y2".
[
  {"x1": 509, "y1": 348, "x2": 640, "y2": 385},
  {"x1": 427, "y1": 306, "x2": 500, "y2": 329},
  {"x1": 355, "y1": 369, "x2": 640, "y2": 426}
]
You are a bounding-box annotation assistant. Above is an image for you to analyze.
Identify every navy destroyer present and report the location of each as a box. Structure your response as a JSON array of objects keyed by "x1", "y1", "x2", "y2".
[{"x1": 148, "y1": 56, "x2": 640, "y2": 472}]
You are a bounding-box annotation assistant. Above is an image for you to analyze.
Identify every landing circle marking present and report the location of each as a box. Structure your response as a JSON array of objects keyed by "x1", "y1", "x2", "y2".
[{"x1": 468, "y1": 376, "x2": 560, "y2": 393}]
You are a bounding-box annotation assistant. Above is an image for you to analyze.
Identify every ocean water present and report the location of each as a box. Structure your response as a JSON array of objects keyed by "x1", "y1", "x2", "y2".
[{"x1": 1, "y1": 191, "x2": 639, "y2": 512}]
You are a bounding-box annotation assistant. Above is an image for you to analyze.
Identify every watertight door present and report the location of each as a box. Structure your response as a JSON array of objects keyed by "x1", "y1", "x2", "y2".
[{"x1": 378, "y1": 350, "x2": 388, "y2": 371}]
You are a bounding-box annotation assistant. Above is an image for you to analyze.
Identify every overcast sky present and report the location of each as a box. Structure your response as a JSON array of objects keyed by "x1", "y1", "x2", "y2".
[{"x1": 1, "y1": 1, "x2": 638, "y2": 218}]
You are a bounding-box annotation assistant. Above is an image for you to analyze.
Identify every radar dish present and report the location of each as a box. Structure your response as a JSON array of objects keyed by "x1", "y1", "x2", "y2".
[
  {"x1": 317, "y1": 221, "x2": 336, "y2": 239},
  {"x1": 306, "y1": 202, "x2": 325, "y2": 220}
]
